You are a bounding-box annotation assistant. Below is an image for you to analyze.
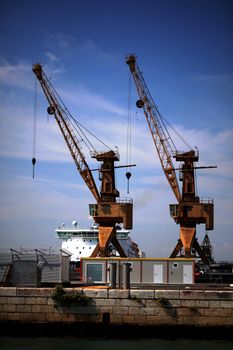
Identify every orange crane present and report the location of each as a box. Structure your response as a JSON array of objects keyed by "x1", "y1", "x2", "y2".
[
  {"x1": 126, "y1": 54, "x2": 214, "y2": 263},
  {"x1": 32, "y1": 63, "x2": 133, "y2": 257}
]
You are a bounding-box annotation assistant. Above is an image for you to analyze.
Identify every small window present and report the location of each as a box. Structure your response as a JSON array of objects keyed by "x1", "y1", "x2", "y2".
[
  {"x1": 173, "y1": 262, "x2": 178, "y2": 269},
  {"x1": 86, "y1": 263, "x2": 103, "y2": 282}
]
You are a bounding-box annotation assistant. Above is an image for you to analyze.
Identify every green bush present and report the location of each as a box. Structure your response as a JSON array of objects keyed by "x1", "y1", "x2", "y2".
[{"x1": 52, "y1": 284, "x2": 92, "y2": 306}]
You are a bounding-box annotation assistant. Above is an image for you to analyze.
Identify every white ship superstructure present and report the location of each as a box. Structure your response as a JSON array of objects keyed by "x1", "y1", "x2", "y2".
[{"x1": 56, "y1": 221, "x2": 144, "y2": 261}]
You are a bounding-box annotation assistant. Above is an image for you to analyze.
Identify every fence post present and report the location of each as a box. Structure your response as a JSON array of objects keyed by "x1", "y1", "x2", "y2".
[
  {"x1": 118, "y1": 263, "x2": 123, "y2": 289},
  {"x1": 109, "y1": 262, "x2": 117, "y2": 289},
  {"x1": 123, "y1": 262, "x2": 131, "y2": 289}
]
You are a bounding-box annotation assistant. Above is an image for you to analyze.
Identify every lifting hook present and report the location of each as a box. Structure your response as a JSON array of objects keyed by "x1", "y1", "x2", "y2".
[
  {"x1": 126, "y1": 171, "x2": 131, "y2": 193},
  {"x1": 32, "y1": 157, "x2": 36, "y2": 179}
]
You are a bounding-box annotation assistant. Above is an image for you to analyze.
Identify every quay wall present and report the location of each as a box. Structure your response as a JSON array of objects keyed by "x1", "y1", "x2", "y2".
[{"x1": 0, "y1": 287, "x2": 233, "y2": 328}]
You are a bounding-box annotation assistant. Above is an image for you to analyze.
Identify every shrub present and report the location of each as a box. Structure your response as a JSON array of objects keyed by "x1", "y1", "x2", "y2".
[{"x1": 52, "y1": 284, "x2": 92, "y2": 306}]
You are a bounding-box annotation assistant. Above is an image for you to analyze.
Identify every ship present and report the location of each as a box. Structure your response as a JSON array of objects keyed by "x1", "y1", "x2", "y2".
[
  {"x1": 56, "y1": 220, "x2": 145, "y2": 279},
  {"x1": 194, "y1": 233, "x2": 233, "y2": 284}
]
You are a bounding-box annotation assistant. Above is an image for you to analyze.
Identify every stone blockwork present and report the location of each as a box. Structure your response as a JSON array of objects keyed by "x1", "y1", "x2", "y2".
[{"x1": 0, "y1": 287, "x2": 233, "y2": 327}]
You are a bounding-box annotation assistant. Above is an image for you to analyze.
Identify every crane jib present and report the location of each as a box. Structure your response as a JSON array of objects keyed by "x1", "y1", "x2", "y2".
[
  {"x1": 126, "y1": 59, "x2": 181, "y2": 201},
  {"x1": 32, "y1": 63, "x2": 100, "y2": 202}
]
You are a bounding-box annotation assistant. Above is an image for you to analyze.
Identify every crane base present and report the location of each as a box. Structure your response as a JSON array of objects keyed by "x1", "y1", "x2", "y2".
[
  {"x1": 90, "y1": 226, "x2": 126, "y2": 258},
  {"x1": 170, "y1": 238, "x2": 209, "y2": 264}
]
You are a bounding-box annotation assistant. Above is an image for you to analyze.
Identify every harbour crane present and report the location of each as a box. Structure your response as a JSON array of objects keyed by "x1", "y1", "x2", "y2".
[
  {"x1": 32, "y1": 63, "x2": 133, "y2": 257},
  {"x1": 126, "y1": 54, "x2": 214, "y2": 263}
]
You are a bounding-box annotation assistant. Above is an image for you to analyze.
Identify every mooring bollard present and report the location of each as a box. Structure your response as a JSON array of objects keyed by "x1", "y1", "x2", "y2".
[
  {"x1": 109, "y1": 262, "x2": 117, "y2": 289},
  {"x1": 123, "y1": 262, "x2": 132, "y2": 289}
]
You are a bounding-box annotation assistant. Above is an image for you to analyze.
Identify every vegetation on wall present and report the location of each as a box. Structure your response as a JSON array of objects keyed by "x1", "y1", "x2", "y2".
[{"x1": 51, "y1": 284, "x2": 92, "y2": 306}]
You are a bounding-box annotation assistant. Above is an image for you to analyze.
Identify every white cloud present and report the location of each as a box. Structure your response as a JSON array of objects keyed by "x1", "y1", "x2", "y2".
[
  {"x1": 0, "y1": 172, "x2": 89, "y2": 221},
  {"x1": 48, "y1": 33, "x2": 78, "y2": 49},
  {"x1": 82, "y1": 39, "x2": 98, "y2": 50},
  {"x1": 0, "y1": 61, "x2": 32, "y2": 90},
  {"x1": 0, "y1": 60, "x2": 66, "y2": 93},
  {"x1": 62, "y1": 86, "x2": 127, "y2": 117},
  {"x1": 0, "y1": 105, "x2": 70, "y2": 162},
  {"x1": 45, "y1": 51, "x2": 60, "y2": 63},
  {"x1": 46, "y1": 34, "x2": 102, "y2": 56}
]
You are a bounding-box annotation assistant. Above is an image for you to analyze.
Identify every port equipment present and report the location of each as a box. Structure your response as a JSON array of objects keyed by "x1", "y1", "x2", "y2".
[
  {"x1": 32, "y1": 64, "x2": 133, "y2": 257},
  {"x1": 126, "y1": 54, "x2": 215, "y2": 263}
]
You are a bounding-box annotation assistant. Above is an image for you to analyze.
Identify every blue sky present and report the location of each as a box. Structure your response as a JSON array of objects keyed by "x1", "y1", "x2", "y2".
[{"x1": 0, "y1": 0, "x2": 233, "y2": 260}]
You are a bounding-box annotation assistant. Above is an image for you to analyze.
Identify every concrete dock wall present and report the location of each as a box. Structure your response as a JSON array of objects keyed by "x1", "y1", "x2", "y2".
[{"x1": 0, "y1": 287, "x2": 233, "y2": 327}]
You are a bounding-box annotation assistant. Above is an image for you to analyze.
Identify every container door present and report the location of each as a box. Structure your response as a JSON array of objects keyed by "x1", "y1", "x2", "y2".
[
  {"x1": 153, "y1": 264, "x2": 163, "y2": 283},
  {"x1": 183, "y1": 264, "x2": 193, "y2": 284}
]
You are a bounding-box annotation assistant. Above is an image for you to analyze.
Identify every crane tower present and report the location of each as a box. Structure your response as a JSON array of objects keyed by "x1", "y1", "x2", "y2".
[
  {"x1": 126, "y1": 54, "x2": 214, "y2": 263},
  {"x1": 33, "y1": 63, "x2": 133, "y2": 258}
]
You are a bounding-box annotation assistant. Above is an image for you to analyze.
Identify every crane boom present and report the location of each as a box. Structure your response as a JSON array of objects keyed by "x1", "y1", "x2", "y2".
[
  {"x1": 32, "y1": 64, "x2": 100, "y2": 202},
  {"x1": 126, "y1": 54, "x2": 181, "y2": 202}
]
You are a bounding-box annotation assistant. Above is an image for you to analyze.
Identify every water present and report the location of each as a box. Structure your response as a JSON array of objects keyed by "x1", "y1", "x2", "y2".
[{"x1": 0, "y1": 337, "x2": 232, "y2": 350}]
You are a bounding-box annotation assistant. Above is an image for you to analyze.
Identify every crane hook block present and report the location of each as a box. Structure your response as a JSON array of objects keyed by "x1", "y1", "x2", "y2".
[
  {"x1": 126, "y1": 172, "x2": 131, "y2": 194},
  {"x1": 126, "y1": 172, "x2": 131, "y2": 180},
  {"x1": 136, "y1": 99, "x2": 144, "y2": 108},
  {"x1": 47, "y1": 106, "x2": 55, "y2": 115},
  {"x1": 32, "y1": 157, "x2": 36, "y2": 179}
]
